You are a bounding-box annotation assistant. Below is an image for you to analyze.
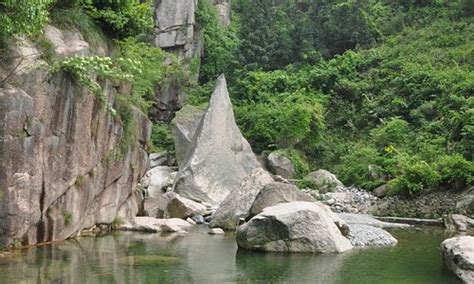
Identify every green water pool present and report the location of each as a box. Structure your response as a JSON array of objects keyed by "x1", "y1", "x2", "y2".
[{"x1": 0, "y1": 227, "x2": 461, "y2": 283}]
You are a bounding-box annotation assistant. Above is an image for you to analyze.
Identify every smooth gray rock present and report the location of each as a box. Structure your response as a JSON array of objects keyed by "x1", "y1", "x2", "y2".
[
  {"x1": 210, "y1": 168, "x2": 274, "y2": 230},
  {"x1": 304, "y1": 170, "x2": 344, "y2": 193},
  {"x1": 236, "y1": 202, "x2": 353, "y2": 253},
  {"x1": 173, "y1": 75, "x2": 260, "y2": 205},
  {"x1": 266, "y1": 152, "x2": 295, "y2": 179},
  {"x1": 119, "y1": 217, "x2": 192, "y2": 233},
  {"x1": 191, "y1": 215, "x2": 205, "y2": 224},
  {"x1": 456, "y1": 193, "x2": 474, "y2": 216},
  {"x1": 248, "y1": 182, "x2": 315, "y2": 218},
  {"x1": 166, "y1": 195, "x2": 206, "y2": 219},
  {"x1": 444, "y1": 214, "x2": 474, "y2": 232},
  {"x1": 372, "y1": 184, "x2": 389, "y2": 198},
  {"x1": 170, "y1": 105, "x2": 205, "y2": 166},
  {"x1": 141, "y1": 166, "x2": 176, "y2": 198},
  {"x1": 149, "y1": 152, "x2": 168, "y2": 169},
  {"x1": 143, "y1": 192, "x2": 177, "y2": 218},
  {"x1": 208, "y1": 228, "x2": 225, "y2": 235},
  {"x1": 441, "y1": 236, "x2": 474, "y2": 283}
]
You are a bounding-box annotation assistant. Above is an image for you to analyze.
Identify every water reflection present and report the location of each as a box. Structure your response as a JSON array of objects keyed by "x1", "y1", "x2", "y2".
[
  {"x1": 0, "y1": 227, "x2": 461, "y2": 284},
  {"x1": 235, "y1": 249, "x2": 347, "y2": 283}
]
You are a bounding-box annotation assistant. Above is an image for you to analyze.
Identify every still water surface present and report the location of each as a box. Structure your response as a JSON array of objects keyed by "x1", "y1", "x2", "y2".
[{"x1": 0, "y1": 227, "x2": 461, "y2": 283}]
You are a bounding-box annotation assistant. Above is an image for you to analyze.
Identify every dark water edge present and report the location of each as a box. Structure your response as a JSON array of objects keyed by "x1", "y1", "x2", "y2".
[{"x1": 0, "y1": 227, "x2": 461, "y2": 284}]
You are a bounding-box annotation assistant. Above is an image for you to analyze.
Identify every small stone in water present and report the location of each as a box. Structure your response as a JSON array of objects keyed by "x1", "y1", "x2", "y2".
[
  {"x1": 208, "y1": 228, "x2": 225, "y2": 235},
  {"x1": 191, "y1": 215, "x2": 205, "y2": 224}
]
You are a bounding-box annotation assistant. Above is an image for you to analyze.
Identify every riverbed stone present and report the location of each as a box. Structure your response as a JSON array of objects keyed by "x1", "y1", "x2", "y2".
[
  {"x1": 190, "y1": 215, "x2": 204, "y2": 225},
  {"x1": 120, "y1": 217, "x2": 192, "y2": 233},
  {"x1": 237, "y1": 201, "x2": 353, "y2": 253},
  {"x1": 210, "y1": 168, "x2": 274, "y2": 230},
  {"x1": 142, "y1": 192, "x2": 177, "y2": 218},
  {"x1": 149, "y1": 152, "x2": 168, "y2": 169},
  {"x1": 444, "y1": 214, "x2": 474, "y2": 232},
  {"x1": 173, "y1": 75, "x2": 260, "y2": 205},
  {"x1": 248, "y1": 182, "x2": 315, "y2": 218},
  {"x1": 141, "y1": 166, "x2": 176, "y2": 197},
  {"x1": 166, "y1": 195, "x2": 206, "y2": 219},
  {"x1": 441, "y1": 236, "x2": 474, "y2": 283},
  {"x1": 372, "y1": 184, "x2": 389, "y2": 198},
  {"x1": 208, "y1": 228, "x2": 225, "y2": 235},
  {"x1": 266, "y1": 152, "x2": 295, "y2": 179}
]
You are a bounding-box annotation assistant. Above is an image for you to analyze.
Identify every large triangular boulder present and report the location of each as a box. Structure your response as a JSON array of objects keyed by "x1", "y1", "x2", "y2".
[{"x1": 173, "y1": 75, "x2": 260, "y2": 205}]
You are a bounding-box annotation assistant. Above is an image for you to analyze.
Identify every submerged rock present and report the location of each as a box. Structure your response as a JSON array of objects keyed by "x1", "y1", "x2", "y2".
[
  {"x1": 236, "y1": 201, "x2": 353, "y2": 253},
  {"x1": 266, "y1": 152, "x2": 295, "y2": 179},
  {"x1": 173, "y1": 75, "x2": 260, "y2": 205},
  {"x1": 120, "y1": 217, "x2": 192, "y2": 233},
  {"x1": 210, "y1": 168, "x2": 274, "y2": 230},
  {"x1": 248, "y1": 182, "x2": 315, "y2": 218},
  {"x1": 441, "y1": 236, "x2": 474, "y2": 283}
]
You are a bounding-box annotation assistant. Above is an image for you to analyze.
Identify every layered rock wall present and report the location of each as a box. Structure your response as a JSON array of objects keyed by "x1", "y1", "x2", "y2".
[
  {"x1": 150, "y1": 0, "x2": 231, "y2": 121},
  {"x1": 0, "y1": 29, "x2": 150, "y2": 248}
]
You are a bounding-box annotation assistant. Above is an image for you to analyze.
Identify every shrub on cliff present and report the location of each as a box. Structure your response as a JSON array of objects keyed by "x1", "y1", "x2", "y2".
[{"x1": 0, "y1": 0, "x2": 53, "y2": 42}]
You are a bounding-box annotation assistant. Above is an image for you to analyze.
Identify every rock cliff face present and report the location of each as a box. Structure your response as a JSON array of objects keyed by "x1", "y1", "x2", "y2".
[
  {"x1": 151, "y1": 0, "x2": 200, "y2": 121},
  {"x1": 0, "y1": 28, "x2": 150, "y2": 248},
  {"x1": 150, "y1": 0, "x2": 231, "y2": 121}
]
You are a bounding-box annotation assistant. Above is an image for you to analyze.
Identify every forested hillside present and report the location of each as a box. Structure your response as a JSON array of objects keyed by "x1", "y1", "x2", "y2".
[
  {"x1": 191, "y1": 0, "x2": 474, "y2": 196},
  {"x1": 1, "y1": 0, "x2": 472, "y2": 198}
]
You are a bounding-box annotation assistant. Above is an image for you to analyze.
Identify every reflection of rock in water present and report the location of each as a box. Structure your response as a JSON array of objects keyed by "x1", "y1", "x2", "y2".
[{"x1": 235, "y1": 248, "x2": 347, "y2": 284}]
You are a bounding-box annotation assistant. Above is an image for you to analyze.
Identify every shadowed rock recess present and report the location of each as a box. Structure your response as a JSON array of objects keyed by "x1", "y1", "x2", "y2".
[
  {"x1": 173, "y1": 75, "x2": 260, "y2": 205},
  {"x1": 0, "y1": 29, "x2": 150, "y2": 248}
]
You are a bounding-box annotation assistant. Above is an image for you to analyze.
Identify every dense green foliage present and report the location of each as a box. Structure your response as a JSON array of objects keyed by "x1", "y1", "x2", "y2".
[
  {"x1": 195, "y1": 0, "x2": 474, "y2": 196},
  {"x1": 0, "y1": 0, "x2": 53, "y2": 42},
  {"x1": 1, "y1": 0, "x2": 472, "y2": 196},
  {"x1": 196, "y1": 0, "x2": 239, "y2": 82}
]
